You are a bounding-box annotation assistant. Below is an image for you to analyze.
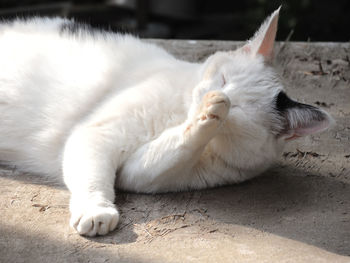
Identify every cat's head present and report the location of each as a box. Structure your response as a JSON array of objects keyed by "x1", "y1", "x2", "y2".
[{"x1": 196, "y1": 7, "x2": 333, "y2": 172}]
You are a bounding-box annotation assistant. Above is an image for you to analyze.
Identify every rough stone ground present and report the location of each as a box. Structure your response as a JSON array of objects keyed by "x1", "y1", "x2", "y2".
[{"x1": 1, "y1": 40, "x2": 349, "y2": 263}]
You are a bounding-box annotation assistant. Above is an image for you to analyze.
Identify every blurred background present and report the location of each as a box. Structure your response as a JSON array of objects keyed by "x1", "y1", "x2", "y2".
[{"x1": 0, "y1": 0, "x2": 349, "y2": 42}]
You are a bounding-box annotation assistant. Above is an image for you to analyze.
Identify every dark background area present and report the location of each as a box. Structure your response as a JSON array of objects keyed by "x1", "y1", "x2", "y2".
[{"x1": 0, "y1": 0, "x2": 349, "y2": 42}]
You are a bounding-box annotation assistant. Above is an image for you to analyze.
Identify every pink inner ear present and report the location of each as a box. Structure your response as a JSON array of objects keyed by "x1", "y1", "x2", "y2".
[
  {"x1": 285, "y1": 119, "x2": 331, "y2": 141},
  {"x1": 237, "y1": 8, "x2": 280, "y2": 60},
  {"x1": 257, "y1": 10, "x2": 279, "y2": 59}
]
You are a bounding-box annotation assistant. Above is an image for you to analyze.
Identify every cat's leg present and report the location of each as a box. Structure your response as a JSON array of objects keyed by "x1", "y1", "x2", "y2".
[
  {"x1": 119, "y1": 90, "x2": 231, "y2": 192},
  {"x1": 63, "y1": 126, "x2": 122, "y2": 236}
]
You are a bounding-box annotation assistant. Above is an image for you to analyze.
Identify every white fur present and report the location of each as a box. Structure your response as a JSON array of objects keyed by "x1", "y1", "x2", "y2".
[{"x1": 0, "y1": 9, "x2": 330, "y2": 236}]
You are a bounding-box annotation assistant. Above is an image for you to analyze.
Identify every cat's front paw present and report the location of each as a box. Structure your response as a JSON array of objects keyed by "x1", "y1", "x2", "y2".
[
  {"x1": 70, "y1": 204, "x2": 119, "y2": 236},
  {"x1": 185, "y1": 91, "x2": 230, "y2": 144},
  {"x1": 198, "y1": 91, "x2": 230, "y2": 124}
]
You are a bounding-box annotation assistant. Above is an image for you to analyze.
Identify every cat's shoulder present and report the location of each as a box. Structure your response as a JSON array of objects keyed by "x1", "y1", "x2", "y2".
[
  {"x1": 1, "y1": 17, "x2": 164, "y2": 51},
  {"x1": 0, "y1": 16, "x2": 128, "y2": 41},
  {"x1": 1, "y1": 16, "x2": 69, "y2": 33},
  {"x1": 0, "y1": 16, "x2": 176, "y2": 65}
]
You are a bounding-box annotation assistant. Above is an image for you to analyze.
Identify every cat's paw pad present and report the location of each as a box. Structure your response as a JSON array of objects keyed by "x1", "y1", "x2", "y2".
[
  {"x1": 199, "y1": 91, "x2": 230, "y2": 123},
  {"x1": 70, "y1": 206, "x2": 119, "y2": 237}
]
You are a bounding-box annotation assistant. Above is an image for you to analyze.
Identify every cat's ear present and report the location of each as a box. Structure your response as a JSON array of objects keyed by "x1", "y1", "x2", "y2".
[
  {"x1": 276, "y1": 92, "x2": 333, "y2": 140},
  {"x1": 241, "y1": 7, "x2": 281, "y2": 61}
]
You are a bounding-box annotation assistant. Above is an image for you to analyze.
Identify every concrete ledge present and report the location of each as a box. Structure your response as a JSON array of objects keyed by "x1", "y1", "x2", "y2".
[{"x1": 1, "y1": 41, "x2": 349, "y2": 263}]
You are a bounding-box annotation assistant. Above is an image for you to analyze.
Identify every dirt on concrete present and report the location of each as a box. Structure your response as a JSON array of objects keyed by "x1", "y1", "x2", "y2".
[{"x1": 1, "y1": 40, "x2": 349, "y2": 263}]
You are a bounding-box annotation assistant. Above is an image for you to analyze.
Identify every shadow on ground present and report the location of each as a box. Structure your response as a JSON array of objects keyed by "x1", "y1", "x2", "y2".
[
  {"x1": 0, "y1": 225, "x2": 160, "y2": 263},
  {"x1": 1, "y1": 164, "x2": 349, "y2": 258},
  {"x1": 108, "y1": 165, "x2": 350, "y2": 256}
]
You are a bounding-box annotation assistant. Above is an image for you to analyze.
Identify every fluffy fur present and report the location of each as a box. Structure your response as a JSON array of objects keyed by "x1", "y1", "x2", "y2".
[{"x1": 0, "y1": 8, "x2": 332, "y2": 236}]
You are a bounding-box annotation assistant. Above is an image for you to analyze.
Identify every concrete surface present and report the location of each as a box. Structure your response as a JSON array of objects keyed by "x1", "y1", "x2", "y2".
[{"x1": 1, "y1": 40, "x2": 349, "y2": 263}]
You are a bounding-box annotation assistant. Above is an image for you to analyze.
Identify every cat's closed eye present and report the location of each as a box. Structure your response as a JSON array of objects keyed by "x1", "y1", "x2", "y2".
[{"x1": 221, "y1": 75, "x2": 226, "y2": 87}]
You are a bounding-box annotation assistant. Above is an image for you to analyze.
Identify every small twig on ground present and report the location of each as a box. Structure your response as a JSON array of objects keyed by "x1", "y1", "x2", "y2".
[{"x1": 278, "y1": 29, "x2": 294, "y2": 55}]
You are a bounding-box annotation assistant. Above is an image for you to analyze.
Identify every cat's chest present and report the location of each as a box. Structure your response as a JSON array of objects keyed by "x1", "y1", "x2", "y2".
[{"x1": 88, "y1": 76, "x2": 191, "y2": 142}]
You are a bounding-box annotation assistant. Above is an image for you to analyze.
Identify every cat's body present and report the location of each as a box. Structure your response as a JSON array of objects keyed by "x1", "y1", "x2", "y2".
[
  {"x1": 0, "y1": 18, "x2": 195, "y2": 180},
  {"x1": 0, "y1": 8, "x2": 332, "y2": 236}
]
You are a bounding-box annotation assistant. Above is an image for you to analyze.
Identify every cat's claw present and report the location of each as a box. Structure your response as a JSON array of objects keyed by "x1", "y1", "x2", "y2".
[{"x1": 70, "y1": 206, "x2": 119, "y2": 236}]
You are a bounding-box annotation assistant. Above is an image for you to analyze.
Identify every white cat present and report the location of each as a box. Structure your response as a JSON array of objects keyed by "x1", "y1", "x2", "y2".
[{"x1": 0, "y1": 8, "x2": 332, "y2": 236}]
